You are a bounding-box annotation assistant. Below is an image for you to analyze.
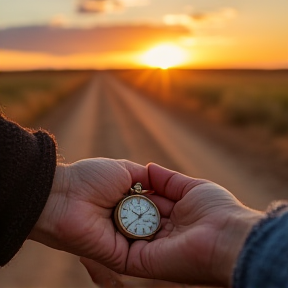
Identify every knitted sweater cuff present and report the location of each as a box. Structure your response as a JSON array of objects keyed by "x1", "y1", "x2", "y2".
[
  {"x1": 233, "y1": 201, "x2": 288, "y2": 288},
  {"x1": 0, "y1": 116, "x2": 57, "y2": 266}
]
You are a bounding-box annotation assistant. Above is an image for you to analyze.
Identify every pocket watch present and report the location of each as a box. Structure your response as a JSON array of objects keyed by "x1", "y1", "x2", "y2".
[{"x1": 114, "y1": 182, "x2": 161, "y2": 240}]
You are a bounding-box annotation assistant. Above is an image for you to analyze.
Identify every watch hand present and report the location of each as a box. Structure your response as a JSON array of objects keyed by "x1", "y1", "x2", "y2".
[
  {"x1": 125, "y1": 217, "x2": 139, "y2": 229},
  {"x1": 131, "y1": 209, "x2": 140, "y2": 216},
  {"x1": 141, "y1": 206, "x2": 151, "y2": 216},
  {"x1": 128, "y1": 202, "x2": 140, "y2": 216}
]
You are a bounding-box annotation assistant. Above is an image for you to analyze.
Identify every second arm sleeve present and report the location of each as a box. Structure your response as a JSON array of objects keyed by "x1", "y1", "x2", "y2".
[{"x1": 0, "y1": 115, "x2": 56, "y2": 266}]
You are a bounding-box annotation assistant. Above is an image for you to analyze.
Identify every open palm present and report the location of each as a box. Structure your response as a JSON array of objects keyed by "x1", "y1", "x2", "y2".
[
  {"x1": 124, "y1": 164, "x2": 262, "y2": 286},
  {"x1": 30, "y1": 158, "x2": 148, "y2": 272},
  {"x1": 82, "y1": 163, "x2": 262, "y2": 287}
]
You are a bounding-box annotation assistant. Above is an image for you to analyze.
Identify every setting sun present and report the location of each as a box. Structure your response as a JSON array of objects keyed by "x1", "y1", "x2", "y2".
[{"x1": 140, "y1": 44, "x2": 187, "y2": 69}]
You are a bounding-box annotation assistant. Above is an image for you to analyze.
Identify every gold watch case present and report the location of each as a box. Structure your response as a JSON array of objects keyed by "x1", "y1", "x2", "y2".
[{"x1": 114, "y1": 183, "x2": 161, "y2": 240}]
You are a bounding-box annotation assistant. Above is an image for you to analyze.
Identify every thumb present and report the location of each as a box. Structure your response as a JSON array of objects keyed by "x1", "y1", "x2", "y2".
[{"x1": 147, "y1": 163, "x2": 208, "y2": 201}]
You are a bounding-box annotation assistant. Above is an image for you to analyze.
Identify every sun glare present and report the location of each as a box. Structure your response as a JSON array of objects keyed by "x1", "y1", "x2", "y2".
[{"x1": 141, "y1": 44, "x2": 187, "y2": 69}]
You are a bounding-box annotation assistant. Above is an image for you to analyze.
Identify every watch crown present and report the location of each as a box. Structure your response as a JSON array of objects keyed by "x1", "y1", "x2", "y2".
[
  {"x1": 130, "y1": 182, "x2": 154, "y2": 195},
  {"x1": 133, "y1": 182, "x2": 143, "y2": 193}
]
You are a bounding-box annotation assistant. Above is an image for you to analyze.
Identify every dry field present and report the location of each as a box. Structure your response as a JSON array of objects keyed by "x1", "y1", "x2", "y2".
[
  {"x1": 113, "y1": 69, "x2": 288, "y2": 134},
  {"x1": 113, "y1": 68, "x2": 288, "y2": 184},
  {"x1": 0, "y1": 70, "x2": 93, "y2": 126},
  {"x1": 1, "y1": 68, "x2": 287, "y2": 181}
]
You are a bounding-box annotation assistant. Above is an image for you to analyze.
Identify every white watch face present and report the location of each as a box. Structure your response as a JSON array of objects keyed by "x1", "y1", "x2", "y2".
[{"x1": 119, "y1": 195, "x2": 160, "y2": 237}]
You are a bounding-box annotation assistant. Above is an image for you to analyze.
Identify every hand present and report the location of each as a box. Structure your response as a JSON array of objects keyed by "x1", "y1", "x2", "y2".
[
  {"x1": 83, "y1": 163, "x2": 264, "y2": 287},
  {"x1": 29, "y1": 158, "x2": 148, "y2": 272},
  {"x1": 130, "y1": 164, "x2": 264, "y2": 286}
]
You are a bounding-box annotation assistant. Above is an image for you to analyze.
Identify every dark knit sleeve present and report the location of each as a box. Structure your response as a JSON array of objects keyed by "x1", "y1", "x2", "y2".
[
  {"x1": 0, "y1": 115, "x2": 56, "y2": 266},
  {"x1": 233, "y1": 202, "x2": 288, "y2": 288}
]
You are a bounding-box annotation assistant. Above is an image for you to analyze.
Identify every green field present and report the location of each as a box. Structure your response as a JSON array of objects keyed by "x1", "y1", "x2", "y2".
[
  {"x1": 0, "y1": 71, "x2": 93, "y2": 125},
  {"x1": 114, "y1": 69, "x2": 288, "y2": 135}
]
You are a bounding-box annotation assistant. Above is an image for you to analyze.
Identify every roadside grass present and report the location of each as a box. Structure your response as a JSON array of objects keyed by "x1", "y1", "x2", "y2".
[
  {"x1": 0, "y1": 71, "x2": 93, "y2": 126},
  {"x1": 113, "y1": 69, "x2": 288, "y2": 135}
]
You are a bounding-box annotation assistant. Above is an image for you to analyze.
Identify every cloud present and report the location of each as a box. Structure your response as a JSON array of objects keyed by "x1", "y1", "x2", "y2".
[
  {"x1": 78, "y1": 0, "x2": 123, "y2": 13},
  {"x1": 49, "y1": 14, "x2": 69, "y2": 28},
  {"x1": 121, "y1": 0, "x2": 150, "y2": 6},
  {"x1": 164, "y1": 8, "x2": 237, "y2": 31},
  {"x1": 0, "y1": 24, "x2": 189, "y2": 55},
  {"x1": 191, "y1": 8, "x2": 237, "y2": 24},
  {"x1": 164, "y1": 14, "x2": 192, "y2": 28},
  {"x1": 164, "y1": 8, "x2": 237, "y2": 49},
  {"x1": 77, "y1": 0, "x2": 148, "y2": 13}
]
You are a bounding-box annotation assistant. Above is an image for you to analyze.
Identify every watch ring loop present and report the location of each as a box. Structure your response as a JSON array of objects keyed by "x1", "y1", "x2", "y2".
[{"x1": 130, "y1": 182, "x2": 154, "y2": 195}]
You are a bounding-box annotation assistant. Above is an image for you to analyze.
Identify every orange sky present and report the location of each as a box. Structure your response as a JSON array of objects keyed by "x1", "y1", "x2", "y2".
[{"x1": 1, "y1": 0, "x2": 288, "y2": 70}]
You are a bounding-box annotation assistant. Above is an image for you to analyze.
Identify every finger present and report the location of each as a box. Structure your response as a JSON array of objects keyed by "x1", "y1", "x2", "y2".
[
  {"x1": 119, "y1": 161, "x2": 176, "y2": 217},
  {"x1": 147, "y1": 163, "x2": 208, "y2": 201},
  {"x1": 80, "y1": 257, "x2": 124, "y2": 288},
  {"x1": 125, "y1": 240, "x2": 170, "y2": 280},
  {"x1": 147, "y1": 194, "x2": 175, "y2": 218},
  {"x1": 119, "y1": 160, "x2": 150, "y2": 190},
  {"x1": 125, "y1": 240, "x2": 151, "y2": 279}
]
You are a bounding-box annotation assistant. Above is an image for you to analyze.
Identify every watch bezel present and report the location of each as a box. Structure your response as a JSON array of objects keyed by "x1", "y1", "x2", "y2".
[{"x1": 114, "y1": 195, "x2": 161, "y2": 240}]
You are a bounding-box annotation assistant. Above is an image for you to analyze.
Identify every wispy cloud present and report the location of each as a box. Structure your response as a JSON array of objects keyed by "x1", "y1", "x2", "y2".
[
  {"x1": 78, "y1": 0, "x2": 123, "y2": 13},
  {"x1": 49, "y1": 14, "x2": 70, "y2": 28},
  {"x1": 164, "y1": 8, "x2": 237, "y2": 31},
  {"x1": 122, "y1": 0, "x2": 150, "y2": 6},
  {"x1": 191, "y1": 8, "x2": 237, "y2": 24},
  {"x1": 163, "y1": 8, "x2": 237, "y2": 47},
  {"x1": 77, "y1": 0, "x2": 149, "y2": 14}
]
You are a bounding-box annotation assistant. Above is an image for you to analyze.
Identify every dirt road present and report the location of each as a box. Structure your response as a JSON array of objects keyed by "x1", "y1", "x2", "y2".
[{"x1": 0, "y1": 72, "x2": 285, "y2": 287}]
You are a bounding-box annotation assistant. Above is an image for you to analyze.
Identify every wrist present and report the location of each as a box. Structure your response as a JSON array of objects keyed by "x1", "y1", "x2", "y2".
[
  {"x1": 29, "y1": 164, "x2": 68, "y2": 249},
  {"x1": 213, "y1": 207, "x2": 265, "y2": 287}
]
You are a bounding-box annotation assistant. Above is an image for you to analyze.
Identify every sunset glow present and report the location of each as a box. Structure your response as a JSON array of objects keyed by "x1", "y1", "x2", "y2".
[
  {"x1": 140, "y1": 44, "x2": 187, "y2": 69},
  {"x1": 1, "y1": 1, "x2": 287, "y2": 70}
]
